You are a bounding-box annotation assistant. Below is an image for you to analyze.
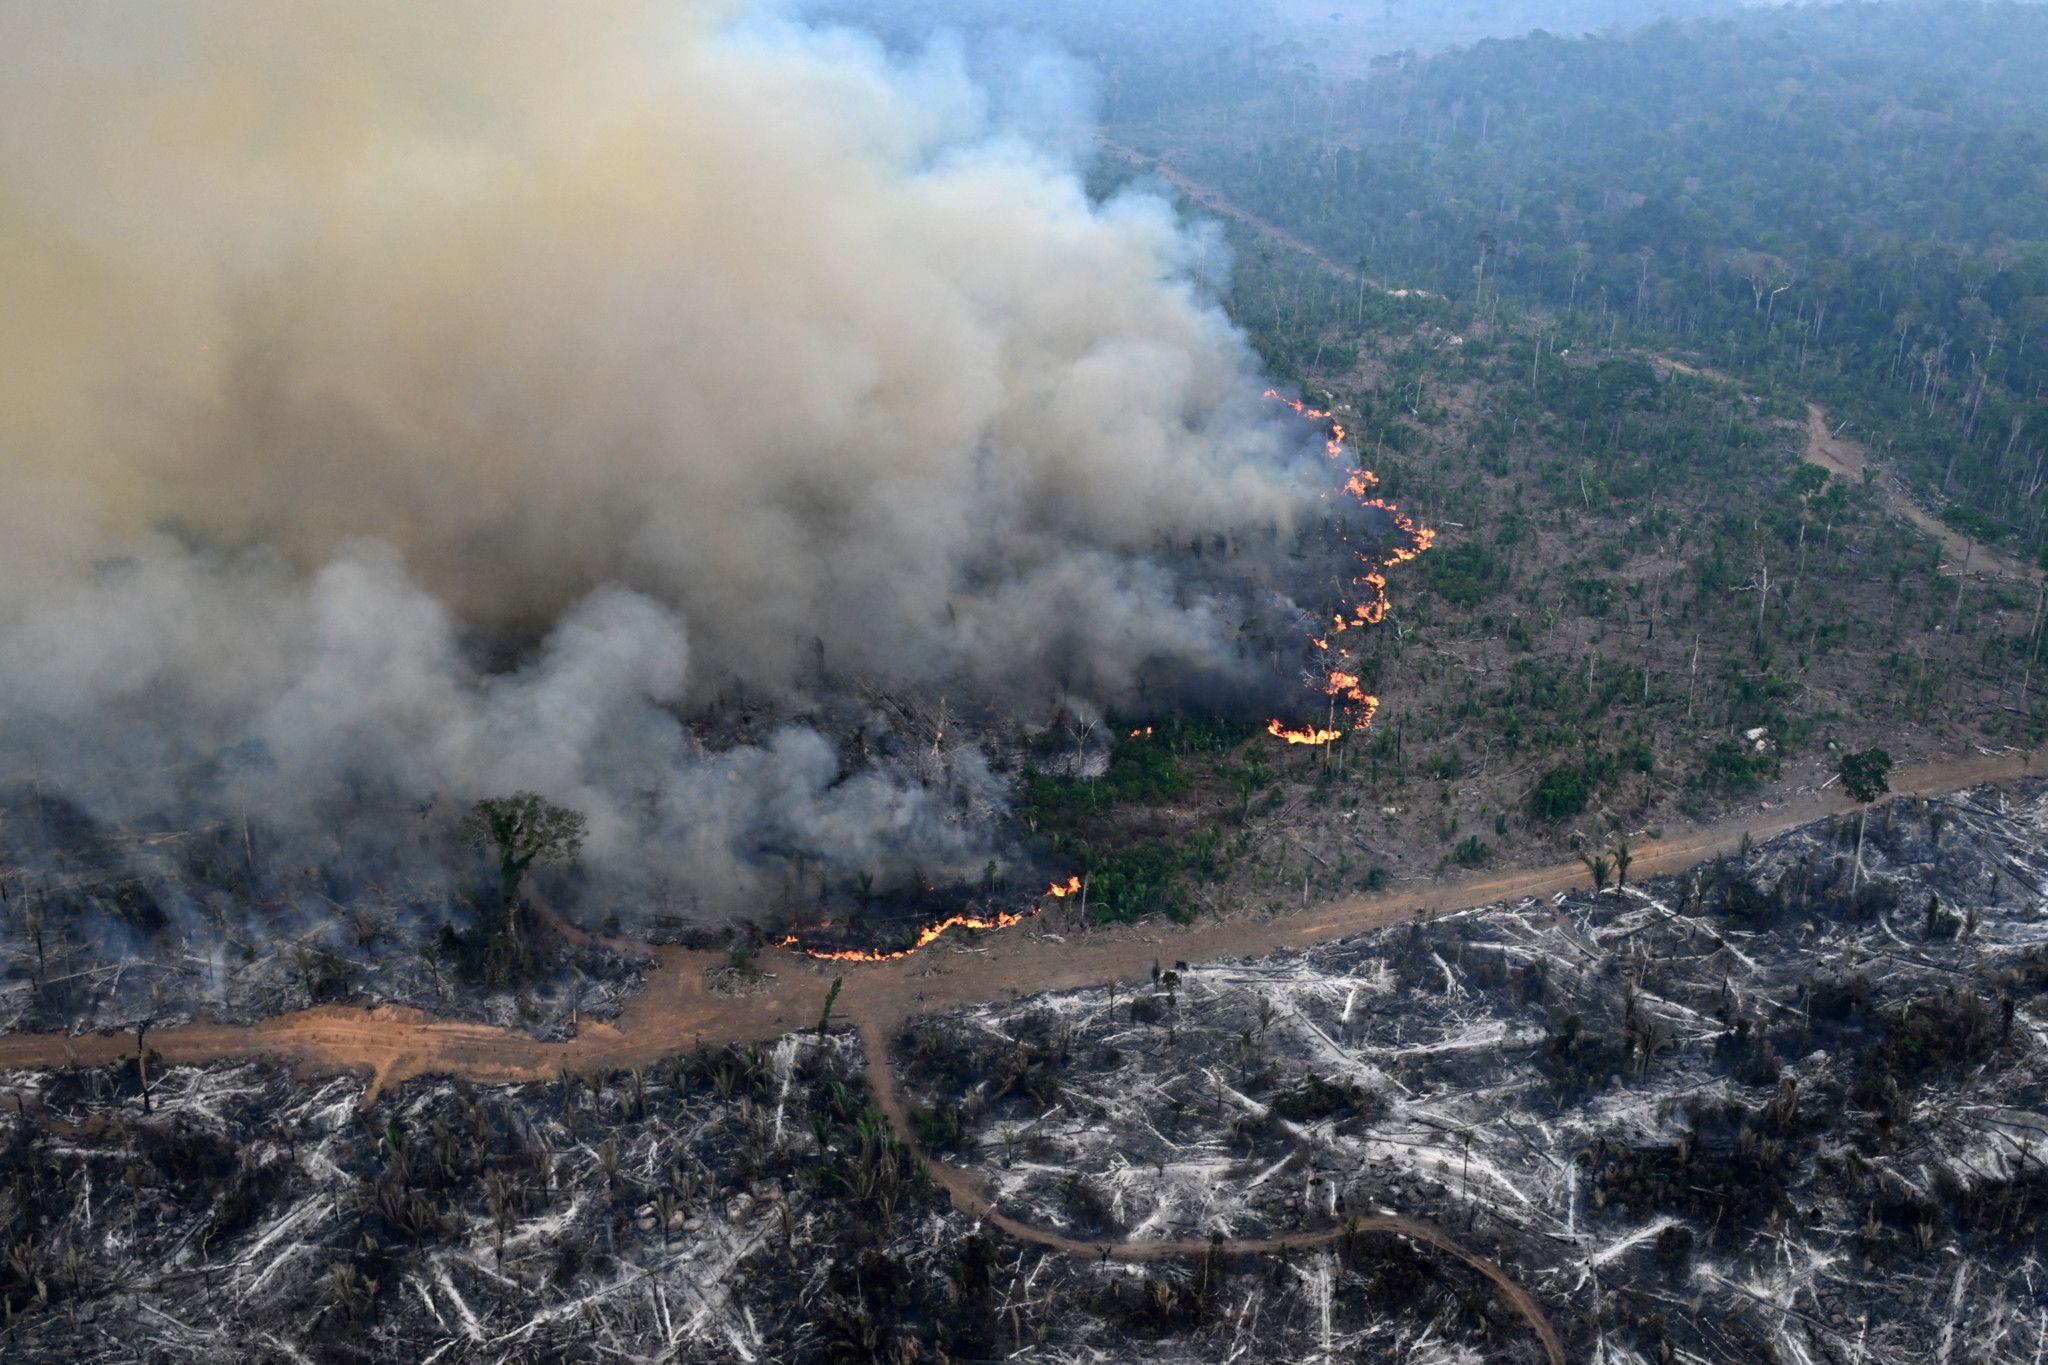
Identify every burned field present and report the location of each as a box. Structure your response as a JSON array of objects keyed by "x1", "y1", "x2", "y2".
[
  {"x1": 0, "y1": 1036, "x2": 945, "y2": 1362},
  {"x1": 894, "y1": 779, "x2": 2048, "y2": 1363},
  {"x1": 4, "y1": 1031, "x2": 1544, "y2": 1362},
  {"x1": 4, "y1": 778, "x2": 2047, "y2": 1362},
  {"x1": 0, "y1": 787, "x2": 650, "y2": 1042}
]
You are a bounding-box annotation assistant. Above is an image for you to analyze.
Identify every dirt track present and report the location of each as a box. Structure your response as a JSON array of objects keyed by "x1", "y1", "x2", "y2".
[
  {"x1": 1104, "y1": 141, "x2": 1357, "y2": 280},
  {"x1": 1654, "y1": 360, "x2": 2037, "y2": 590},
  {"x1": 1099, "y1": 139, "x2": 1439, "y2": 301},
  {"x1": 1088, "y1": 148, "x2": 2029, "y2": 594},
  {"x1": 2, "y1": 752, "x2": 2034, "y2": 1363},
  {"x1": 1800, "y1": 402, "x2": 2044, "y2": 585},
  {"x1": 855, "y1": 1018, "x2": 1569, "y2": 1364}
]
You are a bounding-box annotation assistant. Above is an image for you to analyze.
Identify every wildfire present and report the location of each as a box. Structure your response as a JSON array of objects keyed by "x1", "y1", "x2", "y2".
[
  {"x1": 1263, "y1": 391, "x2": 1432, "y2": 747},
  {"x1": 1268, "y1": 719, "x2": 1346, "y2": 746},
  {"x1": 777, "y1": 877, "x2": 1084, "y2": 961},
  {"x1": 1128, "y1": 726, "x2": 1154, "y2": 739}
]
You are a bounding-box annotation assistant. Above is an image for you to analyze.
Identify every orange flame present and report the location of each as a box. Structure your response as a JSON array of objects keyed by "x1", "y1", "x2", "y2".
[
  {"x1": 779, "y1": 908, "x2": 1029, "y2": 961},
  {"x1": 1128, "y1": 726, "x2": 1154, "y2": 739},
  {"x1": 777, "y1": 876, "x2": 1084, "y2": 961},
  {"x1": 1263, "y1": 389, "x2": 1349, "y2": 458},
  {"x1": 1268, "y1": 719, "x2": 1345, "y2": 746},
  {"x1": 1263, "y1": 391, "x2": 1432, "y2": 746}
]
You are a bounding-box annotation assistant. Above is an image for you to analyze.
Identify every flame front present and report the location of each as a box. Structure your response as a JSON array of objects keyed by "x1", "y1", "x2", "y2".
[
  {"x1": 1268, "y1": 719, "x2": 1346, "y2": 746},
  {"x1": 781, "y1": 396, "x2": 1426, "y2": 958},
  {"x1": 1262, "y1": 392, "x2": 1431, "y2": 747},
  {"x1": 778, "y1": 876, "x2": 1084, "y2": 961},
  {"x1": 778, "y1": 908, "x2": 1030, "y2": 962}
]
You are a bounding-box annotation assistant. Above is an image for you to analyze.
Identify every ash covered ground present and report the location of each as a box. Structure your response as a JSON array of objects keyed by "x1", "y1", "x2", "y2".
[
  {"x1": 0, "y1": 689, "x2": 1091, "y2": 1038},
  {"x1": 2, "y1": 781, "x2": 2046, "y2": 1362},
  {"x1": 0, "y1": 787, "x2": 652, "y2": 1042},
  {"x1": 894, "y1": 780, "x2": 2048, "y2": 1362},
  {"x1": 0, "y1": 1039, "x2": 1528, "y2": 1361}
]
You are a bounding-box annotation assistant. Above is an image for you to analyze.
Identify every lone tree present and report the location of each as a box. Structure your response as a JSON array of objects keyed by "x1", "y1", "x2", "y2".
[
  {"x1": 1837, "y1": 748, "x2": 1893, "y2": 890},
  {"x1": 1582, "y1": 852, "x2": 1613, "y2": 893},
  {"x1": 462, "y1": 792, "x2": 587, "y2": 946},
  {"x1": 816, "y1": 976, "x2": 843, "y2": 1039}
]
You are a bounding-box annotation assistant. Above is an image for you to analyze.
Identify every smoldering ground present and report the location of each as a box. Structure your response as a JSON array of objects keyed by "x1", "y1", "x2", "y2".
[{"x1": 0, "y1": 1, "x2": 1333, "y2": 951}]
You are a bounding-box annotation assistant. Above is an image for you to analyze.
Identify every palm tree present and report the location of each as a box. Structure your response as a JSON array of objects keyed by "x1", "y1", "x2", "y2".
[
  {"x1": 329, "y1": 1262, "x2": 378, "y2": 1323},
  {"x1": 1612, "y1": 841, "x2": 1634, "y2": 888},
  {"x1": 1582, "y1": 853, "x2": 1613, "y2": 893},
  {"x1": 651, "y1": 1188, "x2": 680, "y2": 1248},
  {"x1": 485, "y1": 1172, "x2": 518, "y2": 1260}
]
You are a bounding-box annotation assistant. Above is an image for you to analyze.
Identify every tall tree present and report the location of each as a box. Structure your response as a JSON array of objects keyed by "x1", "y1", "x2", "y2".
[
  {"x1": 462, "y1": 793, "x2": 587, "y2": 947},
  {"x1": 1837, "y1": 748, "x2": 1893, "y2": 890}
]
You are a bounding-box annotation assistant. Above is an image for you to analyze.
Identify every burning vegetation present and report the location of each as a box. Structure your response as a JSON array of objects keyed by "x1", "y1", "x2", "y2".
[
  {"x1": 775, "y1": 878, "x2": 1082, "y2": 962},
  {"x1": 1261, "y1": 391, "x2": 1436, "y2": 748},
  {"x1": 0, "y1": 0, "x2": 1360, "y2": 979}
]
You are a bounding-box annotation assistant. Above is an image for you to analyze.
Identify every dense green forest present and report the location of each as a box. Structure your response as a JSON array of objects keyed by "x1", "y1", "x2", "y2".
[
  {"x1": 802, "y1": 0, "x2": 1739, "y2": 122},
  {"x1": 1145, "y1": 2, "x2": 2048, "y2": 560}
]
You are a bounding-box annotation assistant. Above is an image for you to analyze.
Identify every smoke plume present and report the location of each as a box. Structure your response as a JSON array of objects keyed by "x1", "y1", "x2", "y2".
[{"x1": 0, "y1": 1, "x2": 1323, "y2": 926}]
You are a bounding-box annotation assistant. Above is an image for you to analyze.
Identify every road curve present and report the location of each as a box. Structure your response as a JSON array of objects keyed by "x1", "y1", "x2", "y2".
[{"x1": 855, "y1": 1019, "x2": 1569, "y2": 1364}]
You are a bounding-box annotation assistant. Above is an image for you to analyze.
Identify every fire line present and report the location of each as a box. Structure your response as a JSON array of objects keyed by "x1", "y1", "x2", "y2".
[
  {"x1": 778, "y1": 877, "x2": 1082, "y2": 961},
  {"x1": 1261, "y1": 391, "x2": 1433, "y2": 748}
]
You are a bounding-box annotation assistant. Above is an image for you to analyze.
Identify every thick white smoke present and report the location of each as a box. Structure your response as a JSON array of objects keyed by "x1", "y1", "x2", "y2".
[{"x1": 0, "y1": 1, "x2": 1322, "y2": 924}]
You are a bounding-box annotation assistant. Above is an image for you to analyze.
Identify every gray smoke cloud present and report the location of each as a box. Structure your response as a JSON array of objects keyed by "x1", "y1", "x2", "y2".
[{"x1": 0, "y1": 0, "x2": 1322, "y2": 924}]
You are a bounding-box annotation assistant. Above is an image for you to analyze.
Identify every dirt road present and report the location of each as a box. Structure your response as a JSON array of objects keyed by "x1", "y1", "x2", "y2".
[
  {"x1": 6, "y1": 754, "x2": 2025, "y2": 1090},
  {"x1": 1100, "y1": 139, "x2": 1438, "y2": 304},
  {"x1": 1653, "y1": 358, "x2": 2038, "y2": 586},
  {"x1": 1801, "y1": 402, "x2": 2043, "y2": 585},
  {"x1": 1101, "y1": 140, "x2": 1361, "y2": 281}
]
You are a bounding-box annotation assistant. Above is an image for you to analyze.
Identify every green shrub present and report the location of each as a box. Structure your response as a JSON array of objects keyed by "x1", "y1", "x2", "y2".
[{"x1": 1530, "y1": 764, "x2": 1590, "y2": 820}]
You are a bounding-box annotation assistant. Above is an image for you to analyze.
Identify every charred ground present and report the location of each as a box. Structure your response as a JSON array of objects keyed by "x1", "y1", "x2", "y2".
[
  {"x1": 887, "y1": 780, "x2": 2048, "y2": 1362},
  {"x1": 4, "y1": 779, "x2": 2045, "y2": 1361}
]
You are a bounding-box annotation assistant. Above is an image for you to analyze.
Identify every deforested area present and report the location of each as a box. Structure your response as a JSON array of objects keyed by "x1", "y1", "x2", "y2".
[
  {"x1": 893, "y1": 780, "x2": 2048, "y2": 1362},
  {"x1": 0, "y1": 1036, "x2": 942, "y2": 1362},
  {"x1": 7, "y1": 779, "x2": 2045, "y2": 1362},
  {"x1": 0, "y1": 788, "x2": 654, "y2": 1041},
  {"x1": 2, "y1": 1034, "x2": 1544, "y2": 1362}
]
